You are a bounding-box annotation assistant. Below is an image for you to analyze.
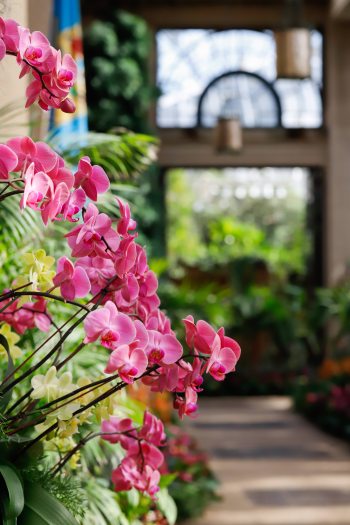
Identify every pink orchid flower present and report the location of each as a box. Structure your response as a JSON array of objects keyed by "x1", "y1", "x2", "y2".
[
  {"x1": 101, "y1": 417, "x2": 137, "y2": 449},
  {"x1": 145, "y1": 330, "x2": 182, "y2": 366},
  {"x1": 74, "y1": 156, "x2": 110, "y2": 201},
  {"x1": 0, "y1": 144, "x2": 18, "y2": 179},
  {"x1": 134, "y1": 244, "x2": 148, "y2": 276},
  {"x1": 54, "y1": 51, "x2": 77, "y2": 91},
  {"x1": 22, "y1": 297, "x2": 51, "y2": 332},
  {"x1": 83, "y1": 300, "x2": 136, "y2": 349},
  {"x1": 76, "y1": 256, "x2": 115, "y2": 295},
  {"x1": 47, "y1": 165, "x2": 74, "y2": 190},
  {"x1": 111, "y1": 458, "x2": 160, "y2": 497},
  {"x1": 139, "y1": 411, "x2": 166, "y2": 447},
  {"x1": 145, "y1": 309, "x2": 173, "y2": 335},
  {"x1": 61, "y1": 188, "x2": 86, "y2": 222},
  {"x1": 177, "y1": 357, "x2": 203, "y2": 392},
  {"x1": 142, "y1": 363, "x2": 179, "y2": 393},
  {"x1": 53, "y1": 256, "x2": 90, "y2": 301},
  {"x1": 206, "y1": 330, "x2": 241, "y2": 381},
  {"x1": 66, "y1": 203, "x2": 120, "y2": 258},
  {"x1": 175, "y1": 387, "x2": 198, "y2": 419},
  {"x1": 0, "y1": 18, "x2": 19, "y2": 53},
  {"x1": 18, "y1": 27, "x2": 55, "y2": 73},
  {"x1": 0, "y1": 33, "x2": 5, "y2": 60},
  {"x1": 116, "y1": 197, "x2": 137, "y2": 236},
  {"x1": 25, "y1": 77, "x2": 41, "y2": 108},
  {"x1": 41, "y1": 181, "x2": 70, "y2": 225},
  {"x1": 119, "y1": 274, "x2": 139, "y2": 306},
  {"x1": 114, "y1": 238, "x2": 137, "y2": 277},
  {"x1": 217, "y1": 326, "x2": 241, "y2": 361},
  {"x1": 104, "y1": 343, "x2": 148, "y2": 383},
  {"x1": 20, "y1": 162, "x2": 52, "y2": 210},
  {"x1": 183, "y1": 315, "x2": 217, "y2": 354},
  {"x1": 6, "y1": 136, "x2": 58, "y2": 173},
  {"x1": 0, "y1": 296, "x2": 51, "y2": 334},
  {"x1": 137, "y1": 441, "x2": 164, "y2": 470}
]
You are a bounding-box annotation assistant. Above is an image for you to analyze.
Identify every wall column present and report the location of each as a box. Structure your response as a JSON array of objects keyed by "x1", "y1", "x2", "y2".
[
  {"x1": 326, "y1": 19, "x2": 350, "y2": 284},
  {"x1": 0, "y1": 0, "x2": 29, "y2": 139}
]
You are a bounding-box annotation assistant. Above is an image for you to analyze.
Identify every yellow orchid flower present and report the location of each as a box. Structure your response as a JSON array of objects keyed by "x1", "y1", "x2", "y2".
[
  {"x1": 0, "y1": 323, "x2": 22, "y2": 359},
  {"x1": 16, "y1": 250, "x2": 55, "y2": 300}
]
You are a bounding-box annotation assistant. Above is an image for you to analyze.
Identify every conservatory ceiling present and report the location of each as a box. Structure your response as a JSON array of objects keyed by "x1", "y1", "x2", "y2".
[
  {"x1": 112, "y1": 0, "x2": 328, "y2": 5},
  {"x1": 87, "y1": 0, "x2": 330, "y2": 28}
]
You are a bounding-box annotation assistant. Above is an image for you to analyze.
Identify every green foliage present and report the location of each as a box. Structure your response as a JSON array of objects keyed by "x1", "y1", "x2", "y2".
[
  {"x1": 0, "y1": 195, "x2": 44, "y2": 289},
  {"x1": 18, "y1": 483, "x2": 79, "y2": 525},
  {"x1": 82, "y1": 9, "x2": 155, "y2": 133},
  {"x1": 0, "y1": 334, "x2": 14, "y2": 412},
  {"x1": 293, "y1": 374, "x2": 350, "y2": 440},
  {"x1": 156, "y1": 488, "x2": 177, "y2": 524},
  {"x1": 82, "y1": 479, "x2": 129, "y2": 525},
  {"x1": 22, "y1": 467, "x2": 86, "y2": 521},
  {"x1": 166, "y1": 168, "x2": 311, "y2": 276},
  {"x1": 170, "y1": 475, "x2": 219, "y2": 521},
  {"x1": 53, "y1": 131, "x2": 158, "y2": 183},
  {"x1": 0, "y1": 462, "x2": 25, "y2": 524}
]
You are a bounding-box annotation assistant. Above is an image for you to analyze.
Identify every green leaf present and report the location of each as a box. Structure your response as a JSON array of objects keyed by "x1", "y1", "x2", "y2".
[
  {"x1": 0, "y1": 334, "x2": 14, "y2": 411},
  {"x1": 18, "y1": 483, "x2": 79, "y2": 525},
  {"x1": 156, "y1": 489, "x2": 177, "y2": 525},
  {"x1": 159, "y1": 473, "x2": 177, "y2": 489},
  {"x1": 0, "y1": 463, "x2": 24, "y2": 523}
]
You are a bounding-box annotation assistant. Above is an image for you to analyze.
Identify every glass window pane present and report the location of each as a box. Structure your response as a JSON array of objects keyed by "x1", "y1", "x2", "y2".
[{"x1": 156, "y1": 29, "x2": 323, "y2": 129}]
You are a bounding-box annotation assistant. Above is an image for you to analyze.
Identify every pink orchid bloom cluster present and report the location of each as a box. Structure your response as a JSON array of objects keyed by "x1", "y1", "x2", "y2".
[
  {"x1": 0, "y1": 17, "x2": 77, "y2": 112},
  {"x1": 101, "y1": 411, "x2": 166, "y2": 497},
  {"x1": 0, "y1": 136, "x2": 109, "y2": 226},
  {"x1": 0, "y1": 295, "x2": 51, "y2": 333},
  {"x1": 0, "y1": 17, "x2": 242, "y2": 500},
  {"x1": 1, "y1": 133, "x2": 241, "y2": 501}
]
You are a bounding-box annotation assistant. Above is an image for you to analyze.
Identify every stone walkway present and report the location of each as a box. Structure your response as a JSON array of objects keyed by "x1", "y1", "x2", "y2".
[{"x1": 184, "y1": 397, "x2": 350, "y2": 525}]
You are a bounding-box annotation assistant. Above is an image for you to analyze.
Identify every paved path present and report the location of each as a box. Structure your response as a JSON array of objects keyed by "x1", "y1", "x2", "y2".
[{"x1": 184, "y1": 397, "x2": 350, "y2": 525}]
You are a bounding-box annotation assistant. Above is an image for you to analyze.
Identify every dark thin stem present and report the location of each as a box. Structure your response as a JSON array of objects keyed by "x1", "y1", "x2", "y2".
[
  {"x1": 50, "y1": 432, "x2": 94, "y2": 476},
  {"x1": 15, "y1": 365, "x2": 158, "y2": 454},
  {"x1": 0, "y1": 282, "x2": 33, "y2": 296},
  {"x1": 0, "y1": 290, "x2": 91, "y2": 312},
  {"x1": 0, "y1": 297, "x2": 18, "y2": 315},
  {"x1": 16, "y1": 422, "x2": 57, "y2": 458},
  {"x1": 1, "y1": 311, "x2": 89, "y2": 394},
  {"x1": 51, "y1": 429, "x2": 141, "y2": 476},
  {"x1": 1, "y1": 306, "x2": 84, "y2": 385},
  {"x1": 7, "y1": 372, "x2": 122, "y2": 426},
  {"x1": 55, "y1": 341, "x2": 85, "y2": 371},
  {"x1": 0, "y1": 189, "x2": 23, "y2": 201},
  {"x1": 1, "y1": 273, "x2": 116, "y2": 386}
]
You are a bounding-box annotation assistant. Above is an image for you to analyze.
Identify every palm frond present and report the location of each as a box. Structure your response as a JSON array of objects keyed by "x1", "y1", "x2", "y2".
[
  {"x1": 0, "y1": 99, "x2": 38, "y2": 140},
  {"x1": 82, "y1": 479, "x2": 129, "y2": 525},
  {"x1": 49, "y1": 130, "x2": 158, "y2": 182},
  {"x1": 0, "y1": 195, "x2": 44, "y2": 287}
]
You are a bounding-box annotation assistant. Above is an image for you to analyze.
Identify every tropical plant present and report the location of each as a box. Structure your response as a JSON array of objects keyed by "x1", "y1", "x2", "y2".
[{"x1": 82, "y1": 7, "x2": 156, "y2": 133}]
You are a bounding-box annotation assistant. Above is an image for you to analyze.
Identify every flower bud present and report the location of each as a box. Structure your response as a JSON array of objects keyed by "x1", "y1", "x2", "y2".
[{"x1": 60, "y1": 97, "x2": 76, "y2": 113}]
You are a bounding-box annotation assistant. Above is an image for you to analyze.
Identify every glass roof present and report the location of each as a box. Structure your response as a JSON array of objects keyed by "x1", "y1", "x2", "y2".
[{"x1": 156, "y1": 29, "x2": 323, "y2": 129}]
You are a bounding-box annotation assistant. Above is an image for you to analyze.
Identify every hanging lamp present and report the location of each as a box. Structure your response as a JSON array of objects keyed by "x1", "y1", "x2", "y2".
[
  {"x1": 274, "y1": 0, "x2": 312, "y2": 80},
  {"x1": 214, "y1": 98, "x2": 242, "y2": 153}
]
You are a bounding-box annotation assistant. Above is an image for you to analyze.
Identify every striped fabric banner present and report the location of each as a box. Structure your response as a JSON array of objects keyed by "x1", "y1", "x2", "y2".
[{"x1": 50, "y1": 0, "x2": 88, "y2": 144}]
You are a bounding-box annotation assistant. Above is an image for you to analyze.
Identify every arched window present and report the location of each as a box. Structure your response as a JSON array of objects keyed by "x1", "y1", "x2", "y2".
[{"x1": 197, "y1": 71, "x2": 282, "y2": 128}]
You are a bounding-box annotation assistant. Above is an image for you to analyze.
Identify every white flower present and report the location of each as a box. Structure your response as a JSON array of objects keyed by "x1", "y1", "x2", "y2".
[{"x1": 31, "y1": 366, "x2": 59, "y2": 401}]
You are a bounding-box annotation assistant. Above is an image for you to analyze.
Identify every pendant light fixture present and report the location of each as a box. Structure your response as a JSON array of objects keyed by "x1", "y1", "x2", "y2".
[
  {"x1": 214, "y1": 97, "x2": 242, "y2": 154},
  {"x1": 274, "y1": 0, "x2": 312, "y2": 80}
]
